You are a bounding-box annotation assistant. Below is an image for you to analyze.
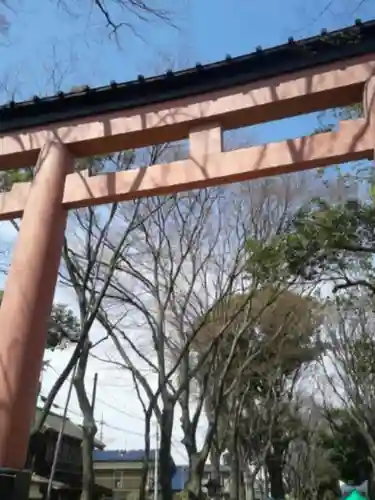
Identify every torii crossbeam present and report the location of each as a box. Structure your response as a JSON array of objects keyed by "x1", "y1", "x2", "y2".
[{"x1": 0, "y1": 19, "x2": 375, "y2": 496}]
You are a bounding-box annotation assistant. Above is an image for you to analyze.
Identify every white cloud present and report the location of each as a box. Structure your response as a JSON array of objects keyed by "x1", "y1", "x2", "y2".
[
  {"x1": 0, "y1": 204, "x2": 339, "y2": 467},
  {"x1": 0, "y1": 216, "x2": 209, "y2": 466},
  {"x1": 41, "y1": 339, "x2": 205, "y2": 464},
  {"x1": 42, "y1": 276, "x2": 207, "y2": 465}
]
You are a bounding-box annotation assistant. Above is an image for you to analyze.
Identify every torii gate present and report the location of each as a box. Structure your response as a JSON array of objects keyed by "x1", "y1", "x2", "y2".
[{"x1": 0, "y1": 19, "x2": 375, "y2": 496}]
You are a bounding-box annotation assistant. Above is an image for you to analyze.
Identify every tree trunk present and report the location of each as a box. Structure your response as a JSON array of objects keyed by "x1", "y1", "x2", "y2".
[
  {"x1": 264, "y1": 465, "x2": 270, "y2": 499},
  {"x1": 74, "y1": 340, "x2": 97, "y2": 500},
  {"x1": 227, "y1": 429, "x2": 243, "y2": 500},
  {"x1": 159, "y1": 397, "x2": 175, "y2": 500},
  {"x1": 266, "y1": 448, "x2": 285, "y2": 500},
  {"x1": 239, "y1": 470, "x2": 246, "y2": 500},
  {"x1": 180, "y1": 385, "x2": 205, "y2": 500},
  {"x1": 210, "y1": 445, "x2": 221, "y2": 484},
  {"x1": 229, "y1": 448, "x2": 240, "y2": 500},
  {"x1": 185, "y1": 453, "x2": 205, "y2": 500},
  {"x1": 248, "y1": 481, "x2": 255, "y2": 500},
  {"x1": 139, "y1": 409, "x2": 152, "y2": 500},
  {"x1": 81, "y1": 423, "x2": 96, "y2": 500}
]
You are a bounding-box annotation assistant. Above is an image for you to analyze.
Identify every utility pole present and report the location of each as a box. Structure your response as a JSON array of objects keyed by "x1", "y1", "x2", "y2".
[
  {"x1": 99, "y1": 413, "x2": 104, "y2": 442},
  {"x1": 46, "y1": 363, "x2": 77, "y2": 500},
  {"x1": 153, "y1": 423, "x2": 159, "y2": 500},
  {"x1": 91, "y1": 373, "x2": 98, "y2": 412}
]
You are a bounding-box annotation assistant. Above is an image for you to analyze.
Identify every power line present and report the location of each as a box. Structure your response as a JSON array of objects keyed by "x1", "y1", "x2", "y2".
[
  {"x1": 87, "y1": 399, "x2": 189, "y2": 460},
  {"x1": 40, "y1": 393, "x2": 149, "y2": 437},
  {"x1": 40, "y1": 393, "x2": 194, "y2": 460},
  {"x1": 40, "y1": 394, "x2": 189, "y2": 463},
  {"x1": 291, "y1": 0, "x2": 370, "y2": 38},
  {"x1": 64, "y1": 404, "x2": 186, "y2": 457},
  {"x1": 95, "y1": 395, "x2": 142, "y2": 420},
  {"x1": 291, "y1": 0, "x2": 335, "y2": 36},
  {"x1": 102, "y1": 420, "x2": 156, "y2": 438}
]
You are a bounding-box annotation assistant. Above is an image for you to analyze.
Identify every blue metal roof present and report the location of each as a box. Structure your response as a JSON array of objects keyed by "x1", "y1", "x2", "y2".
[
  {"x1": 93, "y1": 450, "x2": 188, "y2": 490},
  {"x1": 93, "y1": 449, "x2": 157, "y2": 462},
  {"x1": 171, "y1": 466, "x2": 189, "y2": 491}
]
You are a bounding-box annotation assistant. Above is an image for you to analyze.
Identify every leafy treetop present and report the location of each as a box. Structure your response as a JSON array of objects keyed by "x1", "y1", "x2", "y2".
[
  {"x1": 319, "y1": 407, "x2": 372, "y2": 485},
  {"x1": 0, "y1": 291, "x2": 80, "y2": 349},
  {"x1": 246, "y1": 199, "x2": 375, "y2": 295}
]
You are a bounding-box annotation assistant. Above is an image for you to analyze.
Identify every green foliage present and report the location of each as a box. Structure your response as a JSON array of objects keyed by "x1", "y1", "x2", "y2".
[
  {"x1": 0, "y1": 152, "x2": 137, "y2": 196},
  {"x1": 0, "y1": 168, "x2": 33, "y2": 192},
  {"x1": 197, "y1": 286, "x2": 323, "y2": 494},
  {"x1": 246, "y1": 238, "x2": 291, "y2": 283},
  {"x1": 246, "y1": 199, "x2": 375, "y2": 292},
  {"x1": 284, "y1": 199, "x2": 375, "y2": 280},
  {"x1": 319, "y1": 408, "x2": 372, "y2": 485},
  {"x1": 350, "y1": 336, "x2": 375, "y2": 382},
  {"x1": 174, "y1": 491, "x2": 189, "y2": 500},
  {"x1": 0, "y1": 291, "x2": 80, "y2": 348},
  {"x1": 47, "y1": 303, "x2": 81, "y2": 348},
  {"x1": 196, "y1": 287, "x2": 322, "y2": 392},
  {"x1": 242, "y1": 102, "x2": 373, "y2": 493}
]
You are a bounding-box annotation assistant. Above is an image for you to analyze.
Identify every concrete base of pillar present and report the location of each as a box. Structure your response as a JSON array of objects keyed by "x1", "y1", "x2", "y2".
[{"x1": 0, "y1": 468, "x2": 31, "y2": 499}]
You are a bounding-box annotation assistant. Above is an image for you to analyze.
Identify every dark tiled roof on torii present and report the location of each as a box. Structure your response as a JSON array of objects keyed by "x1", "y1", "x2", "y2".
[{"x1": 0, "y1": 19, "x2": 375, "y2": 134}]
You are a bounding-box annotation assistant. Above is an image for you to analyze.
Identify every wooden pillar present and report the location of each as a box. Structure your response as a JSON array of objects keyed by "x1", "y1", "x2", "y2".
[
  {"x1": 0, "y1": 140, "x2": 72, "y2": 469},
  {"x1": 189, "y1": 123, "x2": 223, "y2": 163},
  {"x1": 364, "y1": 76, "x2": 375, "y2": 141}
]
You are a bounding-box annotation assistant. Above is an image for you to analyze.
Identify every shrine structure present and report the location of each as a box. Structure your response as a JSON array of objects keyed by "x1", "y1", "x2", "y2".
[{"x1": 0, "y1": 18, "x2": 375, "y2": 497}]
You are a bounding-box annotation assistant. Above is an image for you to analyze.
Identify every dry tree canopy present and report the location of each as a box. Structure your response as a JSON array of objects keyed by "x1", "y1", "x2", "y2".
[{"x1": 194, "y1": 286, "x2": 324, "y2": 378}]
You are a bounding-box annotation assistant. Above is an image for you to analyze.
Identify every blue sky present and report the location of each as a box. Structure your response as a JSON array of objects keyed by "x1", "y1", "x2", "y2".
[
  {"x1": 0, "y1": 0, "x2": 375, "y2": 460},
  {"x1": 1, "y1": 0, "x2": 374, "y2": 144}
]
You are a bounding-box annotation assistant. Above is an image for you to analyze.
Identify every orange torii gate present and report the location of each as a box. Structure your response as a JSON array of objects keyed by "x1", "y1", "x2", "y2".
[{"x1": 0, "y1": 18, "x2": 375, "y2": 496}]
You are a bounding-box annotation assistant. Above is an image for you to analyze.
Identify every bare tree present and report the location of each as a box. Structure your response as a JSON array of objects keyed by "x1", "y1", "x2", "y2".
[
  {"x1": 322, "y1": 295, "x2": 375, "y2": 479},
  {"x1": 1, "y1": 135, "x2": 355, "y2": 500},
  {"x1": 198, "y1": 285, "x2": 323, "y2": 500},
  {"x1": 58, "y1": 150, "x2": 171, "y2": 500},
  {"x1": 85, "y1": 168, "x2": 329, "y2": 500},
  {"x1": 68, "y1": 176, "x2": 268, "y2": 500},
  {"x1": 188, "y1": 168, "x2": 331, "y2": 500},
  {"x1": 1, "y1": 0, "x2": 178, "y2": 41},
  {"x1": 88, "y1": 0, "x2": 177, "y2": 37},
  {"x1": 95, "y1": 183, "x2": 245, "y2": 500},
  {"x1": 284, "y1": 398, "x2": 339, "y2": 500}
]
